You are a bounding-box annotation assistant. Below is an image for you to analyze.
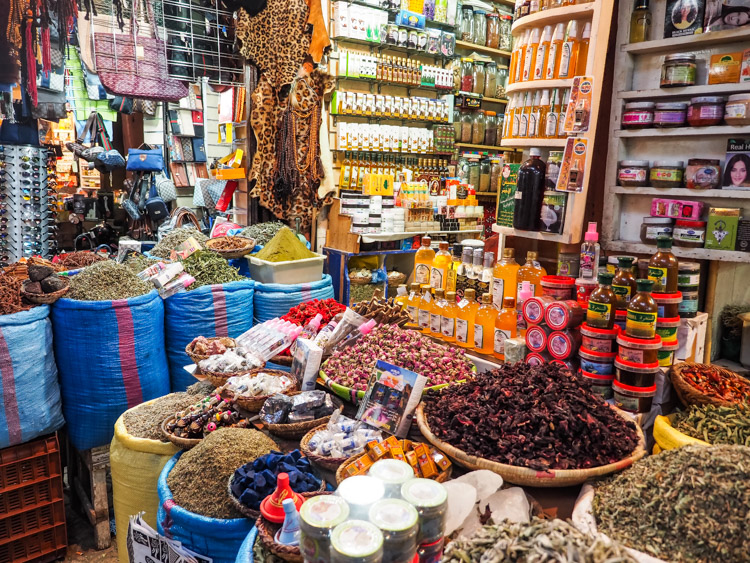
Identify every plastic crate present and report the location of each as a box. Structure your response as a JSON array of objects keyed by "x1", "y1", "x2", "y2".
[
  {"x1": 0, "y1": 499, "x2": 65, "y2": 543},
  {"x1": 0, "y1": 523, "x2": 67, "y2": 563},
  {"x1": 0, "y1": 435, "x2": 60, "y2": 491},
  {"x1": 0, "y1": 476, "x2": 63, "y2": 518}
]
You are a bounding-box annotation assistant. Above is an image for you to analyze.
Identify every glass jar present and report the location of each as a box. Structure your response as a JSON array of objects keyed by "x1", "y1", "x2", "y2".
[
  {"x1": 486, "y1": 13, "x2": 500, "y2": 48},
  {"x1": 617, "y1": 160, "x2": 649, "y2": 187},
  {"x1": 687, "y1": 96, "x2": 725, "y2": 127},
  {"x1": 673, "y1": 219, "x2": 706, "y2": 248},
  {"x1": 467, "y1": 159, "x2": 480, "y2": 188},
  {"x1": 650, "y1": 160, "x2": 684, "y2": 188},
  {"x1": 653, "y1": 102, "x2": 687, "y2": 127},
  {"x1": 490, "y1": 158, "x2": 503, "y2": 192},
  {"x1": 453, "y1": 108, "x2": 462, "y2": 141},
  {"x1": 471, "y1": 110, "x2": 486, "y2": 144},
  {"x1": 472, "y1": 61, "x2": 485, "y2": 95},
  {"x1": 484, "y1": 62, "x2": 498, "y2": 98},
  {"x1": 685, "y1": 158, "x2": 721, "y2": 190},
  {"x1": 724, "y1": 93, "x2": 750, "y2": 125},
  {"x1": 472, "y1": 10, "x2": 487, "y2": 45},
  {"x1": 499, "y1": 15, "x2": 513, "y2": 50},
  {"x1": 460, "y1": 6, "x2": 474, "y2": 41},
  {"x1": 661, "y1": 53, "x2": 696, "y2": 87},
  {"x1": 479, "y1": 160, "x2": 491, "y2": 192},
  {"x1": 460, "y1": 110, "x2": 473, "y2": 142},
  {"x1": 640, "y1": 217, "x2": 673, "y2": 244},
  {"x1": 460, "y1": 58, "x2": 474, "y2": 92},
  {"x1": 457, "y1": 156, "x2": 470, "y2": 182},
  {"x1": 622, "y1": 102, "x2": 654, "y2": 129},
  {"x1": 484, "y1": 111, "x2": 498, "y2": 145},
  {"x1": 495, "y1": 67, "x2": 508, "y2": 98}
]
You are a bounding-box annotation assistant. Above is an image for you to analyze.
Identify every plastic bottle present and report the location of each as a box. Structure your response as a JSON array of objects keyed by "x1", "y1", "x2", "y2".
[
  {"x1": 418, "y1": 284, "x2": 433, "y2": 333},
  {"x1": 339, "y1": 151, "x2": 352, "y2": 190},
  {"x1": 414, "y1": 236, "x2": 435, "y2": 286},
  {"x1": 516, "y1": 280, "x2": 534, "y2": 336},
  {"x1": 446, "y1": 244, "x2": 462, "y2": 293},
  {"x1": 534, "y1": 25, "x2": 552, "y2": 81},
  {"x1": 312, "y1": 319, "x2": 339, "y2": 348},
  {"x1": 577, "y1": 22, "x2": 591, "y2": 75},
  {"x1": 394, "y1": 284, "x2": 409, "y2": 309},
  {"x1": 544, "y1": 88, "x2": 559, "y2": 139},
  {"x1": 512, "y1": 30, "x2": 529, "y2": 84},
  {"x1": 579, "y1": 222, "x2": 601, "y2": 280},
  {"x1": 546, "y1": 23, "x2": 565, "y2": 80},
  {"x1": 558, "y1": 20, "x2": 579, "y2": 79},
  {"x1": 557, "y1": 88, "x2": 569, "y2": 138},
  {"x1": 503, "y1": 94, "x2": 516, "y2": 138},
  {"x1": 517, "y1": 92, "x2": 530, "y2": 138},
  {"x1": 441, "y1": 290, "x2": 459, "y2": 342},
  {"x1": 456, "y1": 247, "x2": 474, "y2": 299},
  {"x1": 405, "y1": 282, "x2": 422, "y2": 326},
  {"x1": 493, "y1": 297, "x2": 518, "y2": 360},
  {"x1": 455, "y1": 288, "x2": 478, "y2": 348},
  {"x1": 522, "y1": 28, "x2": 540, "y2": 82},
  {"x1": 513, "y1": 149, "x2": 546, "y2": 231},
  {"x1": 512, "y1": 93, "x2": 523, "y2": 138},
  {"x1": 430, "y1": 288, "x2": 448, "y2": 337},
  {"x1": 528, "y1": 90, "x2": 542, "y2": 138},
  {"x1": 473, "y1": 293, "x2": 498, "y2": 354},
  {"x1": 290, "y1": 313, "x2": 323, "y2": 354},
  {"x1": 518, "y1": 251, "x2": 547, "y2": 297},
  {"x1": 492, "y1": 247, "x2": 521, "y2": 308},
  {"x1": 430, "y1": 241, "x2": 452, "y2": 291}
]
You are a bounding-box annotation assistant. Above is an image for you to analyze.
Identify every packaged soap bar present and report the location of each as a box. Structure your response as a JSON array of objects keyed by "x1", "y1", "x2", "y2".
[
  {"x1": 705, "y1": 207, "x2": 740, "y2": 250},
  {"x1": 503, "y1": 337, "x2": 527, "y2": 364}
]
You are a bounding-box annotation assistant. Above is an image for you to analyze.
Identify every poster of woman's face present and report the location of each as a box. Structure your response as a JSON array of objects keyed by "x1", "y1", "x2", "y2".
[
  {"x1": 672, "y1": 0, "x2": 700, "y2": 29},
  {"x1": 705, "y1": 0, "x2": 750, "y2": 30}
]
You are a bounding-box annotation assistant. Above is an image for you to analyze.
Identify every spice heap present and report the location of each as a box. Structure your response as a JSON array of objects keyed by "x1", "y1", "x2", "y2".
[
  {"x1": 123, "y1": 388, "x2": 212, "y2": 441},
  {"x1": 673, "y1": 402, "x2": 750, "y2": 445},
  {"x1": 594, "y1": 445, "x2": 750, "y2": 562},
  {"x1": 240, "y1": 221, "x2": 286, "y2": 246},
  {"x1": 167, "y1": 428, "x2": 278, "y2": 519},
  {"x1": 56, "y1": 251, "x2": 106, "y2": 269},
  {"x1": 677, "y1": 363, "x2": 750, "y2": 403},
  {"x1": 208, "y1": 236, "x2": 254, "y2": 251},
  {"x1": 150, "y1": 227, "x2": 209, "y2": 258},
  {"x1": 325, "y1": 324, "x2": 474, "y2": 391},
  {"x1": 181, "y1": 250, "x2": 243, "y2": 289},
  {"x1": 350, "y1": 282, "x2": 386, "y2": 305},
  {"x1": 254, "y1": 227, "x2": 317, "y2": 262},
  {"x1": 68, "y1": 261, "x2": 152, "y2": 301},
  {"x1": 422, "y1": 364, "x2": 639, "y2": 471},
  {"x1": 282, "y1": 298, "x2": 346, "y2": 326},
  {"x1": 0, "y1": 273, "x2": 35, "y2": 315},
  {"x1": 124, "y1": 253, "x2": 157, "y2": 275},
  {"x1": 443, "y1": 519, "x2": 637, "y2": 563},
  {"x1": 165, "y1": 394, "x2": 252, "y2": 439},
  {"x1": 352, "y1": 297, "x2": 411, "y2": 326}
]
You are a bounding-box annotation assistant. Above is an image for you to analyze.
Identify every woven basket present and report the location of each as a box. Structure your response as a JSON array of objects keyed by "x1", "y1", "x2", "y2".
[
  {"x1": 200, "y1": 368, "x2": 258, "y2": 389},
  {"x1": 387, "y1": 272, "x2": 407, "y2": 287},
  {"x1": 335, "y1": 448, "x2": 453, "y2": 485},
  {"x1": 653, "y1": 414, "x2": 710, "y2": 453},
  {"x1": 205, "y1": 236, "x2": 256, "y2": 259},
  {"x1": 348, "y1": 275, "x2": 374, "y2": 286},
  {"x1": 255, "y1": 492, "x2": 332, "y2": 563},
  {"x1": 185, "y1": 337, "x2": 237, "y2": 368},
  {"x1": 227, "y1": 473, "x2": 326, "y2": 521},
  {"x1": 21, "y1": 278, "x2": 70, "y2": 304},
  {"x1": 670, "y1": 361, "x2": 749, "y2": 408},
  {"x1": 161, "y1": 416, "x2": 202, "y2": 450},
  {"x1": 299, "y1": 424, "x2": 350, "y2": 472},
  {"x1": 415, "y1": 403, "x2": 647, "y2": 488},
  {"x1": 264, "y1": 394, "x2": 345, "y2": 440},
  {"x1": 219, "y1": 368, "x2": 298, "y2": 412}
]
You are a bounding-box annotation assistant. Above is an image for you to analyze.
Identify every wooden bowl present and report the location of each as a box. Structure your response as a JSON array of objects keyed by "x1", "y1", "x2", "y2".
[
  {"x1": 160, "y1": 416, "x2": 202, "y2": 450},
  {"x1": 185, "y1": 337, "x2": 237, "y2": 373},
  {"x1": 21, "y1": 278, "x2": 70, "y2": 304},
  {"x1": 670, "y1": 361, "x2": 750, "y2": 408}
]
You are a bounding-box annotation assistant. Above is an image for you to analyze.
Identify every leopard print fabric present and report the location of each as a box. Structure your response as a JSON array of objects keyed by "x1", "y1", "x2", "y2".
[
  {"x1": 249, "y1": 75, "x2": 286, "y2": 215},
  {"x1": 235, "y1": 0, "x2": 312, "y2": 90}
]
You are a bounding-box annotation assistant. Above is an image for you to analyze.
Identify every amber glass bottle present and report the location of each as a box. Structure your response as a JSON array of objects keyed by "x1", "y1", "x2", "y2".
[
  {"x1": 612, "y1": 256, "x2": 637, "y2": 311},
  {"x1": 626, "y1": 279, "x2": 658, "y2": 338},
  {"x1": 585, "y1": 272, "x2": 617, "y2": 329}
]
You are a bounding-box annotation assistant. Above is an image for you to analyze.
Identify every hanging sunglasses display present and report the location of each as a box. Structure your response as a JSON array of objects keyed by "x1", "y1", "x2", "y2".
[{"x1": 0, "y1": 145, "x2": 56, "y2": 266}]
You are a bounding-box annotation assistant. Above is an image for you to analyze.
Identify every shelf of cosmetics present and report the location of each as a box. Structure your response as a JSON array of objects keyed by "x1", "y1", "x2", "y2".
[
  {"x1": 512, "y1": 0, "x2": 594, "y2": 22},
  {"x1": 335, "y1": 51, "x2": 456, "y2": 91},
  {"x1": 501, "y1": 87, "x2": 571, "y2": 140},
  {"x1": 331, "y1": 91, "x2": 452, "y2": 123},
  {"x1": 333, "y1": 0, "x2": 460, "y2": 35},
  {"x1": 336, "y1": 122, "x2": 456, "y2": 154},
  {"x1": 508, "y1": 20, "x2": 591, "y2": 85}
]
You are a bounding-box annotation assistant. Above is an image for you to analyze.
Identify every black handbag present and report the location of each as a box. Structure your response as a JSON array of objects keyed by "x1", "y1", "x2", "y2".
[
  {"x1": 122, "y1": 174, "x2": 143, "y2": 221},
  {"x1": 144, "y1": 174, "x2": 170, "y2": 224}
]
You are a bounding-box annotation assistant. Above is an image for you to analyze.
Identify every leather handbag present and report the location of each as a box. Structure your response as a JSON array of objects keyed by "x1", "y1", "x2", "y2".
[
  {"x1": 127, "y1": 147, "x2": 165, "y2": 172},
  {"x1": 155, "y1": 172, "x2": 178, "y2": 202},
  {"x1": 145, "y1": 174, "x2": 170, "y2": 224},
  {"x1": 66, "y1": 112, "x2": 99, "y2": 160},
  {"x1": 94, "y1": 114, "x2": 126, "y2": 172},
  {"x1": 109, "y1": 96, "x2": 134, "y2": 114},
  {"x1": 93, "y1": 0, "x2": 188, "y2": 102},
  {"x1": 122, "y1": 174, "x2": 144, "y2": 220},
  {"x1": 133, "y1": 98, "x2": 157, "y2": 115}
]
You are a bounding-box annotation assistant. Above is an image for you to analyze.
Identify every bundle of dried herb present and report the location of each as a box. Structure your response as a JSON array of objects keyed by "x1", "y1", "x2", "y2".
[
  {"x1": 594, "y1": 445, "x2": 750, "y2": 562},
  {"x1": 150, "y1": 227, "x2": 209, "y2": 258},
  {"x1": 422, "y1": 364, "x2": 639, "y2": 471},
  {"x1": 442, "y1": 518, "x2": 637, "y2": 563},
  {"x1": 240, "y1": 221, "x2": 286, "y2": 246},
  {"x1": 181, "y1": 250, "x2": 243, "y2": 289},
  {"x1": 673, "y1": 401, "x2": 750, "y2": 445},
  {"x1": 124, "y1": 253, "x2": 156, "y2": 275},
  {"x1": 68, "y1": 261, "x2": 152, "y2": 301}
]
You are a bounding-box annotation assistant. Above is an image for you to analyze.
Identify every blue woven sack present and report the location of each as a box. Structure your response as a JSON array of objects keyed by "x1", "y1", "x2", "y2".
[
  {"x1": 0, "y1": 306, "x2": 64, "y2": 449},
  {"x1": 164, "y1": 280, "x2": 255, "y2": 391},
  {"x1": 52, "y1": 291, "x2": 170, "y2": 450},
  {"x1": 158, "y1": 452, "x2": 254, "y2": 563},
  {"x1": 236, "y1": 528, "x2": 257, "y2": 563},
  {"x1": 253, "y1": 275, "x2": 334, "y2": 324}
]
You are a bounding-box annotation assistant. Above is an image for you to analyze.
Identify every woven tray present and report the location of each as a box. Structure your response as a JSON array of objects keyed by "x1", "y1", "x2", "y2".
[
  {"x1": 219, "y1": 368, "x2": 298, "y2": 412},
  {"x1": 206, "y1": 236, "x2": 256, "y2": 259},
  {"x1": 21, "y1": 278, "x2": 70, "y2": 304},
  {"x1": 652, "y1": 414, "x2": 709, "y2": 454},
  {"x1": 161, "y1": 416, "x2": 202, "y2": 450},
  {"x1": 415, "y1": 403, "x2": 647, "y2": 488},
  {"x1": 201, "y1": 368, "x2": 257, "y2": 389},
  {"x1": 299, "y1": 424, "x2": 350, "y2": 472},
  {"x1": 335, "y1": 448, "x2": 453, "y2": 485},
  {"x1": 227, "y1": 473, "x2": 326, "y2": 521},
  {"x1": 185, "y1": 337, "x2": 237, "y2": 372},
  {"x1": 670, "y1": 361, "x2": 750, "y2": 408},
  {"x1": 264, "y1": 394, "x2": 345, "y2": 440}
]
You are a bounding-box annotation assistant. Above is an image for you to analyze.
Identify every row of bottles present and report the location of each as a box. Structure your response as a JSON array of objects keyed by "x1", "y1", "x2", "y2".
[
  {"x1": 508, "y1": 20, "x2": 591, "y2": 84},
  {"x1": 513, "y1": 0, "x2": 594, "y2": 20},
  {"x1": 502, "y1": 87, "x2": 570, "y2": 139},
  {"x1": 338, "y1": 154, "x2": 451, "y2": 192}
]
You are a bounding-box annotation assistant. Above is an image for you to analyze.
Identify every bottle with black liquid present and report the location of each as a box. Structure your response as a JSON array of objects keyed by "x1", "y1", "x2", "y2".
[{"x1": 513, "y1": 148, "x2": 546, "y2": 231}]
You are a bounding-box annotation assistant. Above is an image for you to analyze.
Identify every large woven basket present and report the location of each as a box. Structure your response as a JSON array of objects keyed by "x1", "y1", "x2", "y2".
[
  {"x1": 205, "y1": 236, "x2": 256, "y2": 259},
  {"x1": 200, "y1": 368, "x2": 256, "y2": 389},
  {"x1": 652, "y1": 414, "x2": 709, "y2": 454},
  {"x1": 415, "y1": 403, "x2": 647, "y2": 488},
  {"x1": 185, "y1": 337, "x2": 237, "y2": 369},
  {"x1": 335, "y1": 447, "x2": 453, "y2": 485},
  {"x1": 299, "y1": 424, "x2": 350, "y2": 472},
  {"x1": 264, "y1": 393, "x2": 345, "y2": 439},
  {"x1": 161, "y1": 416, "x2": 202, "y2": 450},
  {"x1": 670, "y1": 361, "x2": 750, "y2": 408},
  {"x1": 21, "y1": 278, "x2": 70, "y2": 304},
  {"x1": 219, "y1": 368, "x2": 297, "y2": 412},
  {"x1": 227, "y1": 473, "x2": 326, "y2": 521}
]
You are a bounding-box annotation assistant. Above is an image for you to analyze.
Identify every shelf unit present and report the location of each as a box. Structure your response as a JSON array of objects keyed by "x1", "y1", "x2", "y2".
[
  {"x1": 610, "y1": 187, "x2": 750, "y2": 199},
  {"x1": 497, "y1": 0, "x2": 614, "y2": 245},
  {"x1": 604, "y1": 240, "x2": 749, "y2": 263},
  {"x1": 621, "y1": 25, "x2": 750, "y2": 54},
  {"x1": 336, "y1": 75, "x2": 454, "y2": 94},
  {"x1": 618, "y1": 82, "x2": 750, "y2": 100},
  {"x1": 455, "y1": 40, "x2": 511, "y2": 58},
  {"x1": 455, "y1": 142, "x2": 513, "y2": 152},
  {"x1": 333, "y1": 36, "x2": 453, "y2": 60},
  {"x1": 615, "y1": 125, "x2": 750, "y2": 138}
]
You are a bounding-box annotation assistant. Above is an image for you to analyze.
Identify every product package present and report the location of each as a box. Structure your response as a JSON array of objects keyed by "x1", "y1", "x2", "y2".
[
  {"x1": 556, "y1": 137, "x2": 588, "y2": 193},
  {"x1": 290, "y1": 338, "x2": 324, "y2": 391},
  {"x1": 736, "y1": 218, "x2": 750, "y2": 251},
  {"x1": 705, "y1": 207, "x2": 740, "y2": 250},
  {"x1": 724, "y1": 138, "x2": 750, "y2": 189},
  {"x1": 563, "y1": 76, "x2": 594, "y2": 134},
  {"x1": 664, "y1": 0, "x2": 705, "y2": 37},
  {"x1": 704, "y1": 0, "x2": 750, "y2": 32},
  {"x1": 709, "y1": 52, "x2": 743, "y2": 84},
  {"x1": 496, "y1": 163, "x2": 520, "y2": 227}
]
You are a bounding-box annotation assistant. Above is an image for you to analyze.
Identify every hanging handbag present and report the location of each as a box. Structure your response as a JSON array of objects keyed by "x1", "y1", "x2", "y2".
[
  {"x1": 121, "y1": 174, "x2": 144, "y2": 220},
  {"x1": 132, "y1": 98, "x2": 157, "y2": 115},
  {"x1": 92, "y1": 0, "x2": 189, "y2": 102},
  {"x1": 109, "y1": 96, "x2": 134, "y2": 114},
  {"x1": 127, "y1": 146, "x2": 165, "y2": 172},
  {"x1": 155, "y1": 172, "x2": 178, "y2": 202},
  {"x1": 145, "y1": 174, "x2": 170, "y2": 224},
  {"x1": 65, "y1": 112, "x2": 99, "y2": 160},
  {"x1": 157, "y1": 205, "x2": 201, "y2": 241},
  {"x1": 94, "y1": 114, "x2": 126, "y2": 172}
]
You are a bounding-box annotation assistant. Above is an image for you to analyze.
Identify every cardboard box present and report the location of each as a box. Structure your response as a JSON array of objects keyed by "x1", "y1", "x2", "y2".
[
  {"x1": 736, "y1": 218, "x2": 750, "y2": 252},
  {"x1": 709, "y1": 52, "x2": 742, "y2": 84},
  {"x1": 705, "y1": 207, "x2": 740, "y2": 250}
]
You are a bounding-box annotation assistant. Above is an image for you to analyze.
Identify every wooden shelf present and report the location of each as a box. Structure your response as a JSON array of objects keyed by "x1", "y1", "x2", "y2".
[
  {"x1": 455, "y1": 40, "x2": 511, "y2": 58},
  {"x1": 492, "y1": 223, "x2": 573, "y2": 243},
  {"x1": 622, "y1": 26, "x2": 750, "y2": 55},
  {"x1": 511, "y1": 3, "x2": 595, "y2": 34},
  {"x1": 500, "y1": 137, "x2": 568, "y2": 147},
  {"x1": 611, "y1": 186, "x2": 750, "y2": 199},
  {"x1": 615, "y1": 125, "x2": 750, "y2": 138},
  {"x1": 506, "y1": 78, "x2": 573, "y2": 94},
  {"x1": 333, "y1": 36, "x2": 451, "y2": 59},
  {"x1": 456, "y1": 142, "x2": 516, "y2": 152},
  {"x1": 332, "y1": 113, "x2": 450, "y2": 125},
  {"x1": 604, "y1": 240, "x2": 749, "y2": 263},
  {"x1": 336, "y1": 75, "x2": 455, "y2": 93},
  {"x1": 475, "y1": 191, "x2": 499, "y2": 197},
  {"x1": 618, "y1": 83, "x2": 750, "y2": 100},
  {"x1": 482, "y1": 96, "x2": 509, "y2": 104}
]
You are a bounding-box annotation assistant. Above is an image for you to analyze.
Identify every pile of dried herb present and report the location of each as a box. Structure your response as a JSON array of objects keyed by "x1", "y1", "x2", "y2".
[
  {"x1": 68, "y1": 261, "x2": 152, "y2": 301},
  {"x1": 254, "y1": 227, "x2": 316, "y2": 262},
  {"x1": 240, "y1": 221, "x2": 286, "y2": 246},
  {"x1": 56, "y1": 251, "x2": 107, "y2": 269},
  {"x1": 181, "y1": 250, "x2": 243, "y2": 289},
  {"x1": 150, "y1": 227, "x2": 209, "y2": 258},
  {"x1": 167, "y1": 428, "x2": 278, "y2": 519},
  {"x1": 594, "y1": 445, "x2": 750, "y2": 562},
  {"x1": 442, "y1": 518, "x2": 637, "y2": 563},
  {"x1": 422, "y1": 364, "x2": 639, "y2": 471},
  {"x1": 673, "y1": 401, "x2": 750, "y2": 445},
  {"x1": 124, "y1": 253, "x2": 157, "y2": 275},
  {"x1": 123, "y1": 387, "x2": 214, "y2": 441}
]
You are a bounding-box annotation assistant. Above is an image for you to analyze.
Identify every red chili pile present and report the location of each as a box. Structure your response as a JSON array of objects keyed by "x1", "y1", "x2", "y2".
[
  {"x1": 680, "y1": 364, "x2": 750, "y2": 403},
  {"x1": 282, "y1": 298, "x2": 345, "y2": 326}
]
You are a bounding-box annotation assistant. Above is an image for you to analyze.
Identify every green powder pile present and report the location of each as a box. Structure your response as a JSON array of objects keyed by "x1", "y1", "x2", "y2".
[{"x1": 254, "y1": 227, "x2": 316, "y2": 263}]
